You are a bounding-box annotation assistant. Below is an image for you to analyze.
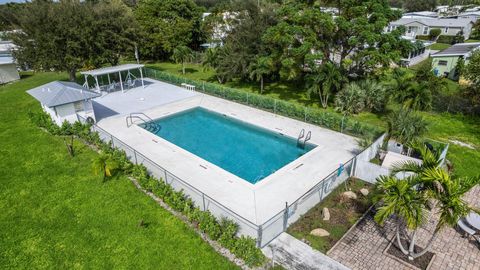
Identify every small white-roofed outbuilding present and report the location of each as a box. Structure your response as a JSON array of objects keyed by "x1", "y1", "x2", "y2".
[{"x1": 27, "y1": 81, "x2": 101, "y2": 125}]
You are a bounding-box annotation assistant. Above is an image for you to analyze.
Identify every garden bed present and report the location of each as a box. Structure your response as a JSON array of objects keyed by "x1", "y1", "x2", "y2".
[
  {"x1": 384, "y1": 239, "x2": 435, "y2": 270},
  {"x1": 287, "y1": 178, "x2": 374, "y2": 253}
]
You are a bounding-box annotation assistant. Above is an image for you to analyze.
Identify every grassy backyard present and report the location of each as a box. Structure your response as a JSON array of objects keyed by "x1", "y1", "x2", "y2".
[
  {"x1": 0, "y1": 73, "x2": 238, "y2": 269},
  {"x1": 147, "y1": 62, "x2": 480, "y2": 178}
]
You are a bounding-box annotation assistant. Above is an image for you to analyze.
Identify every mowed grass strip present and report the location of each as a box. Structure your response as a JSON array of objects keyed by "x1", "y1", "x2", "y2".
[{"x1": 0, "y1": 72, "x2": 238, "y2": 269}]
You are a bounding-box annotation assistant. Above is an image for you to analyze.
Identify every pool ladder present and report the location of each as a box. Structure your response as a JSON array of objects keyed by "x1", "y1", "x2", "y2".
[
  {"x1": 297, "y1": 129, "x2": 311, "y2": 149},
  {"x1": 126, "y1": 112, "x2": 161, "y2": 133}
]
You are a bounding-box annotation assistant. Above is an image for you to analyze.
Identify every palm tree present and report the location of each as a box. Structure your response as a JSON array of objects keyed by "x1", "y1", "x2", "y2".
[
  {"x1": 398, "y1": 82, "x2": 433, "y2": 111},
  {"x1": 249, "y1": 56, "x2": 273, "y2": 93},
  {"x1": 335, "y1": 82, "x2": 366, "y2": 116},
  {"x1": 386, "y1": 108, "x2": 428, "y2": 149},
  {"x1": 306, "y1": 62, "x2": 343, "y2": 108},
  {"x1": 374, "y1": 170, "x2": 479, "y2": 261},
  {"x1": 171, "y1": 45, "x2": 194, "y2": 75},
  {"x1": 360, "y1": 79, "x2": 387, "y2": 112},
  {"x1": 92, "y1": 153, "x2": 119, "y2": 181}
]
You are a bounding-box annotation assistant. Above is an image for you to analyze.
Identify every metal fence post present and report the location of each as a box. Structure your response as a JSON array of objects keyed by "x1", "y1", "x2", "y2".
[
  {"x1": 164, "y1": 170, "x2": 168, "y2": 182},
  {"x1": 256, "y1": 225, "x2": 263, "y2": 248},
  {"x1": 202, "y1": 194, "x2": 206, "y2": 211},
  {"x1": 319, "y1": 180, "x2": 325, "y2": 200},
  {"x1": 274, "y1": 100, "x2": 277, "y2": 114},
  {"x1": 304, "y1": 107, "x2": 307, "y2": 122},
  {"x1": 134, "y1": 150, "x2": 138, "y2": 165},
  {"x1": 282, "y1": 202, "x2": 288, "y2": 231},
  {"x1": 110, "y1": 135, "x2": 114, "y2": 147},
  {"x1": 246, "y1": 93, "x2": 249, "y2": 105}
]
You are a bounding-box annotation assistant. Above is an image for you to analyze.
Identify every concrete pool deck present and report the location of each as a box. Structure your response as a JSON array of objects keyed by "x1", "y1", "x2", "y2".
[{"x1": 95, "y1": 79, "x2": 361, "y2": 226}]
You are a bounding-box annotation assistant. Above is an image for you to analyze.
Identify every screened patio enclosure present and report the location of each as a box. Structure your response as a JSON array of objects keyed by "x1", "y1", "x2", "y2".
[{"x1": 81, "y1": 64, "x2": 145, "y2": 93}]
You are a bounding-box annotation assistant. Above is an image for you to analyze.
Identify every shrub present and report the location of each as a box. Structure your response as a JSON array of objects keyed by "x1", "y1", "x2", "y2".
[
  {"x1": 429, "y1": 29, "x2": 441, "y2": 40},
  {"x1": 436, "y1": 35, "x2": 455, "y2": 44}
]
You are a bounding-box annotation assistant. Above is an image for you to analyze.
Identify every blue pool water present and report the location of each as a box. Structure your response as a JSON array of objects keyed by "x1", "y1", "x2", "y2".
[{"x1": 142, "y1": 107, "x2": 316, "y2": 184}]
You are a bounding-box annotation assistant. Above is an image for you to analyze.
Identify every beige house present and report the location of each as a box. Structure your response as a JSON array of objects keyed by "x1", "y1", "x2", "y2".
[{"x1": 386, "y1": 17, "x2": 475, "y2": 39}]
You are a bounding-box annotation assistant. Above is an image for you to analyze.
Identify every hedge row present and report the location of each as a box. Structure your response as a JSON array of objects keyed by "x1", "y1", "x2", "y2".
[
  {"x1": 28, "y1": 111, "x2": 266, "y2": 267},
  {"x1": 145, "y1": 68, "x2": 383, "y2": 139}
]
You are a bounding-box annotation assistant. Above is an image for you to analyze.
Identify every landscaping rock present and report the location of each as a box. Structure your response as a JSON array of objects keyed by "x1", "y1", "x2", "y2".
[
  {"x1": 342, "y1": 191, "x2": 357, "y2": 200},
  {"x1": 359, "y1": 188, "x2": 369, "y2": 196},
  {"x1": 310, "y1": 228, "x2": 330, "y2": 237},
  {"x1": 322, "y1": 207, "x2": 330, "y2": 221}
]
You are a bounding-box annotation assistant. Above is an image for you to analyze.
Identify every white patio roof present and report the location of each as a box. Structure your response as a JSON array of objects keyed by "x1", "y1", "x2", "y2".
[{"x1": 80, "y1": 64, "x2": 144, "y2": 76}]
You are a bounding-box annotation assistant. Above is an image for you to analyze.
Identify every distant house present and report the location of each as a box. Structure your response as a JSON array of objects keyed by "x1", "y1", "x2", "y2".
[
  {"x1": 27, "y1": 81, "x2": 101, "y2": 125},
  {"x1": 431, "y1": 42, "x2": 480, "y2": 80},
  {"x1": 0, "y1": 41, "x2": 19, "y2": 84},
  {"x1": 386, "y1": 17, "x2": 475, "y2": 39},
  {"x1": 402, "y1": 11, "x2": 439, "y2": 19}
]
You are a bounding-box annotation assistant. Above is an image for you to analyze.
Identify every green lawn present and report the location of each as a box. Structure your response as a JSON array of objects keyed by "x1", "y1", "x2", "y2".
[
  {"x1": 465, "y1": 39, "x2": 480, "y2": 43},
  {"x1": 0, "y1": 73, "x2": 238, "y2": 269},
  {"x1": 147, "y1": 62, "x2": 480, "y2": 178},
  {"x1": 428, "y1": 43, "x2": 451, "y2": 51}
]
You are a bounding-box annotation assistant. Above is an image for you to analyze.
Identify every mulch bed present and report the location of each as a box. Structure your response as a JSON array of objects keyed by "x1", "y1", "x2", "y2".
[{"x1": 385, "y1": 239, "x2": 435, "y2": 270}]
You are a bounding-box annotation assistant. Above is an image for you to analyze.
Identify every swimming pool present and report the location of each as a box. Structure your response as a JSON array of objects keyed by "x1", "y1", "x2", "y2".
[{"x1": 141, "y1": 107, "x2": 316, "y2": 184}]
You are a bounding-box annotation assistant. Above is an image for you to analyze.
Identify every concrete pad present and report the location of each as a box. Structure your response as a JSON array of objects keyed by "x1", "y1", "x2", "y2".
[
  {"x1": 381, "y1": 151, "x2": 422, "y2": 169},
  {"x1": 262, "y1": 233, "x2": 350, "y2": 270}
]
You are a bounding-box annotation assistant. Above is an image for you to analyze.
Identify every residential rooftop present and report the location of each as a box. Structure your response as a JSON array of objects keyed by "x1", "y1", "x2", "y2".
[
  {"x1": 432, "y1": 42, "x2": 480, "y2": 57},
  {"x1": 27, "y1": 81, "x2": 100, "y2": 107},
  {"x1": 391, "y1": 17, "x2": 474, "y2": 27}
]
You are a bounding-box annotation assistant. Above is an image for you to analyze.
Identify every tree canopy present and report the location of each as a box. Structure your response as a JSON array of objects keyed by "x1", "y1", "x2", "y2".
[
  {"x1": 135, "y1": 0, "x2": 203, "y2": 60},
  {"x1": 263, "y1": 0, "x2": 411, "y2": 80},
  {"x1": 10, "y1": 0, "x2": 137, "y2": 81}
]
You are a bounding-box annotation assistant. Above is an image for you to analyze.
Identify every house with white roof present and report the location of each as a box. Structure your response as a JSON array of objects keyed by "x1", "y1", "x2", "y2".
[
  {"x1": 386, "y1": 17, "x2": 475, "y2": 39},
  {"x1": 27, "y1": 81, "x2": 101, "y2": 125}
]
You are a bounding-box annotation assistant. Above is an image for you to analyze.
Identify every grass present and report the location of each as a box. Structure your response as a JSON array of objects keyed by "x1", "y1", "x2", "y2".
[
  {"x1": 465, "y1": 39, "x2": 480, "y2": 43},
  {"x1": 0, "y1": 72, "x2": 239, "y2": 269},
  {"x1": 147, "y1": 62, "x2": 480, "y2": 178},
  {"x1": 287, "y1": 179, "x2": 373, "y2": 253},
  {"x1": 428, "y1": 43, "x2": 451, "y2": 50}
]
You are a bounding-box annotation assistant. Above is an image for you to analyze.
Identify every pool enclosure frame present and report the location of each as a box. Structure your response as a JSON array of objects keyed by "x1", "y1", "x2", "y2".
[{"x1": 81, "y1": 64, "x2": 145, "y2": 93}]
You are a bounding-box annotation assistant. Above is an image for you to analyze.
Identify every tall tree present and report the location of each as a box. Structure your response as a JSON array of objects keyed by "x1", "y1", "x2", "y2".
[
  {"x1": 135, "y1": 0, "x2": 203, "y2": 60},
  {"x1": 10, "y1": 0, "x2": 137, "y2": 81},
  {"x1": 263, "y1": 0, "x2": 411, "y2": 80},
  {"x1": 306, "y1": 62, "x2": 344, "y2": 108},
  {"x1": 207, "y1": 0, "x2": 278, "y2": 81},
  {"x1": 248, "y1": 56, "x2": 273, "y2": 93},
  {"x1": 171, "y1": 45, "x2": 194, "y2": 74}
]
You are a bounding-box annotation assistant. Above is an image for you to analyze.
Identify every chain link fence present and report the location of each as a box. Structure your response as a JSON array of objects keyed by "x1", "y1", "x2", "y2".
[
  {"x1": 143, "y1": 67, "x2": 383, "y2": 139},
  {"x1": 78, "y1": 71, "x2": 387, "y2": 247}
]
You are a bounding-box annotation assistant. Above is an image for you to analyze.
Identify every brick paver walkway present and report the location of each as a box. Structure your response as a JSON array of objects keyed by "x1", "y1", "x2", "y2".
[{"x1": 328, "y1": 186, "x2": 480, "y2": 270}]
